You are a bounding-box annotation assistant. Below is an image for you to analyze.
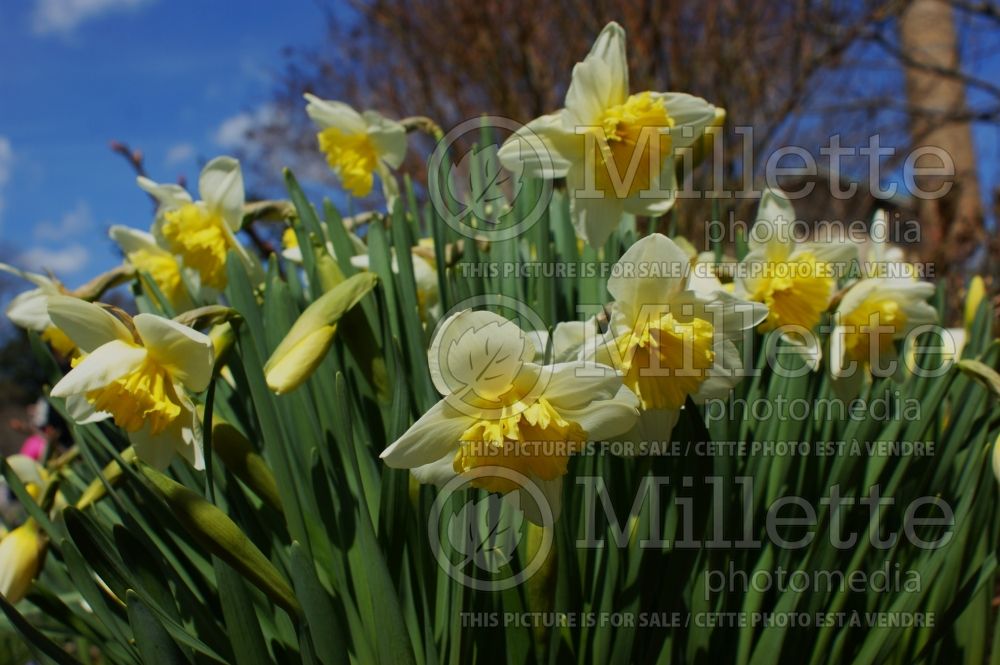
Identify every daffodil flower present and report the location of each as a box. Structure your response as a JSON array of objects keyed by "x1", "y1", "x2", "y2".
[
  {"x1": 828, "y1": 277, "x2": 937, "y2": 397},
  {"x1": 304, "y1": 94, "x2": 407, "y2": 205},
  {"x1": 5, "y1": 454, "x2": 68, "y2": 518},
  {"x1": 855, "y1": 210, "x2": 915, "y2": 280},
  {"x1": 0, "y1": 264, "x2": 76, "y2": 356},
  {"x1": 47, "y1": 296, "x2": 214, "y2": 469},
  {"x1": 497, "y1": 22, "x2": 718, "y2": 248},
  {"x1": 0, "y1": 520, "x2": 46, "y2": 604},
  {"x1": 109, "y1": 225, "x2": 192, "y2": 311},
  {"x1": 8, "y1": 454, "x2": 50, "y2": 503},
  {"x1": 138, "y1": 157, "x2": 262, "y2": 291},
  {"x1": 380, "y1": 310, "x2": 639, "y2": 523},
  {"x1": 588, "y1": 234, "x2": 767, "y2": 439},
  {"x1": 735, "y1": 188, "x2": 856, "y2": 368}
]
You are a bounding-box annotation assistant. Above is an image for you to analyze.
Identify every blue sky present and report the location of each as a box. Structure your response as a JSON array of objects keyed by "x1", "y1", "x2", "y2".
[{"x1": 0, "y1": 0, "x2": 328, "y2": 287}]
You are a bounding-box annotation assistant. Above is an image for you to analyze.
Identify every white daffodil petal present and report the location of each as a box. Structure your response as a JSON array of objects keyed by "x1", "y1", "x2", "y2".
[
  {"x1": 6, "y1": 455, "x2": 44, "y2": 489},
  {"x1": 568, "y1": 187, "x2": 626, "y2": 249},
  {"x1": 47, "y1": 295, "x2": 134, "y2": 352},
  {"x1": 304, "y1": 93, "x2": 366, "y2": 133},
  {"x1": 410, "y1": 453, "x2": 458, "y2": 486},
  {"x1": 0, "y1": 263, "x2": 56, "y2": 290},
  {"x1": 902, "y1": 300, "x2": 939, "y2": 330},
  {"x1": 6, "y1": 290, "x2": 52, "y2": 331},
  {"x1": 133, "y1": 314, "x2": 214, "y2": 393},
  {"x1": 131, "y1": 397, "x2": 203, "y2": 470},
  {"x1": 130, "y1": 424, "x2": 179, "y2": 471},
  {"x1": 542, "y1": 361, "x2": 621, "y2": 411},
  {"x1": 109, "y1": 225, "x2": 160, "y2": 255},
  {"x1": 748, "y1": 188, "x2": 796, "y2": 261},
  {"x1": 136, "y1": 177, "x2": 193, "y2": 210},
  {"x1": 51, "y1": 341, "x2": 146, "y2": 399},
  {"x1": 671, "y1": 288, "x2": 769, "y2": 340},
  {"x1": 656, "y1": 92, "x2": 718, "y2": 151},
  {"x1": 362, "y1": 111, "x2": 407, "y2": 169},
  {"x1": 607, "y1": 234, "x2": 691, "y2": 315},
  {"x1": 560, "y1": 385, "x2": 640, "y2": 441},
  {"x1": 802, "y1": 238, "x2": 858, "y2": 267},
  {"x1": 550, "y1": 319, "x2": 593, "y2": 363},
  {"x1": 380, "y1": 400, "x2": 470, "y2": 469},
  {"x1": 175, "y1": 398, "x2": 205, "y2": 470},
  {"x1": 694, "y1": 340, "x2": 745, "y2": 402},
  {"x1": 498, "y1": 112, "x2": 577, "y2": 179},
  {"x1": 282, "y1": 246, "x2": 304, "y2": 264},
  {"x1": 565, "y1": 22, "x2": 628, "y2": 123},
  {"x1": 427, "y1": 310, "x2": 535, "y2": 398},
  {"x1": 65, "y1": 394, "x2": 109, "y2": 424},
  {"x1": 526, "y1": 330, "x2": 550, "y2": 362},
  {"x1": 199, "y1": 156, "x2": 245, "y2": 231},
  {"x1": 629, "y1": 408, "x2": 681, "y2": 444}
]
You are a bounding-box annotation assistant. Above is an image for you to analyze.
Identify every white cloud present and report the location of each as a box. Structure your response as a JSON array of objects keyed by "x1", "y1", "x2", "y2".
[
  {"x1": 164, "y1": 142, "x2": 195, "y2": 167},
  {"x1": 16, "y1": 244, "x2": 90, "y2": 275},
  {"x1": 214, "y1": 113, "x2": 255, "y2": 149},
  {"x1": 33, "y1": 201, "x2": 93, "y2": 241},
  {"x1": 214, "y1": 104, "x2": 282, "y2": 150},
  {"x1": 32, "y1": 0, "x2": 154, "y2": 35}
]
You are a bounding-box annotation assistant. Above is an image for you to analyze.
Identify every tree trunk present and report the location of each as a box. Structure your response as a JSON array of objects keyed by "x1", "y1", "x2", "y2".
[{"x1": 899, "y1": 0, "x2": 984, "y2": 284}]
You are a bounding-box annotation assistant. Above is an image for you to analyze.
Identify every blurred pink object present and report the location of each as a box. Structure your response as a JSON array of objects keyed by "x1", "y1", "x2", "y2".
[{"x1": 19, "y1": 434, "x2": 46, "y2": 461}]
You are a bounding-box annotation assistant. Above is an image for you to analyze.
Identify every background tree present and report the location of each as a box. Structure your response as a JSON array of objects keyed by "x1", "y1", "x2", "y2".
[{"x1": 161, "y1": 1, "x2": 1000, "y2": 311}]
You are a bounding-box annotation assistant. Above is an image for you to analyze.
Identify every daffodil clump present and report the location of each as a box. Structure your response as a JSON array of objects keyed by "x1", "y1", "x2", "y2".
[{"x1": 0, "y1": 19, "x2": 996, "y2": 665}]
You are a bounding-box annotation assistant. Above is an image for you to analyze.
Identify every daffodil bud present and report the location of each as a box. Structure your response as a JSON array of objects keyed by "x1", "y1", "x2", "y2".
[
  {"x1": 211, "y1": 417, "x2": 283, "y2": 513},
  {"x1": 0, "y1": 520, "x2": 47, "y2": 604},
  {"x1": 315, "y1": 251, "x2": 345, "y2": 293},
  {"x1": 140, "y1": 465, "x2": 301, "y2": 617},
  {"x1": 264, "y1": 271, "x2": 378, "y2": 394},
  {"x1": 965, "y1": 276, "x2": 986, "y2": 331}
]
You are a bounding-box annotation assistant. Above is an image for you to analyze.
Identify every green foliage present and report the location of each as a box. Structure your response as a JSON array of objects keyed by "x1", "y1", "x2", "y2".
[{"x1": 4, "y1": 165, "x2": 999, "y2": 665}]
